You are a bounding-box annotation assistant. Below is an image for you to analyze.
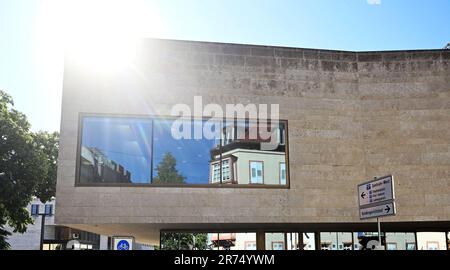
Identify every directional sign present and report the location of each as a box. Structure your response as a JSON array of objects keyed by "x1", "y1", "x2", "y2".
[
  {"x1": 358, "y1": 175, "x2": 394, "y2": 208},
  {"x1": 359, "y1": 201, "x2": 396, "y2": 220}
]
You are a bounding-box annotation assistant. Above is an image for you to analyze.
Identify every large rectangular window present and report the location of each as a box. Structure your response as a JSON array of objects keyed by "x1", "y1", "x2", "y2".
[{"x1": 78, "y1": 115, "x2": 288, "y2": 187}]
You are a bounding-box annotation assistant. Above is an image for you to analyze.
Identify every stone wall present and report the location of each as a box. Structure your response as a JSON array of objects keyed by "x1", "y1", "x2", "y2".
[{"x1": 56, "y1": 39, "x2": 450, "y2": 243}]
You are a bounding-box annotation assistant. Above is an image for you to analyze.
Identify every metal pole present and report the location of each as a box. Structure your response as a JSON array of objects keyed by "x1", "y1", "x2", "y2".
[
  {"x1": 373, "y1": 176, "x2": 382, "y2": 247},
  {"x1": 315, "y1": 231, "x2": 321, "y2": 250},
  {"x1": 377, "y1": 217, "x2": 381, "y2": 245},
  {"x1": 446, "y1": 231, "x2": 449, "y2": 251},
  {"x1": 218, "y1": 120, "x2": 224, "y2": 184},
  {"x1": 351, "y1": 231, "x2": 355, "y2": 250},
  {"x1": 39, "y1": 213, "x2": 46, "y2": 250},
  {"x1": 298, "y1": 232, "x2": 304, "y2": 250},
  {"x1": 336, "y1": 233, "x2": 339, "y2": 250}
]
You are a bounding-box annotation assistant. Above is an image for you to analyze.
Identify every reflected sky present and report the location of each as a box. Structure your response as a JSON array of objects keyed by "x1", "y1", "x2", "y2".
[
  {"x1": 82, "y1": 117, "x2": 152, "y2": 183},
  {"x1": 82, "y1": 117, "x2": 219, "y2": 184},
  {"x1": 153, "y1": 119, "x2": 218, "y2": 184}
]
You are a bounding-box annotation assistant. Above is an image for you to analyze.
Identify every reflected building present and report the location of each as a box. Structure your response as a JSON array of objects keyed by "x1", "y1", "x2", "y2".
[
  {"x1": 80, "y1": 146, "x2": 132, "y2": 183},
  {"x1": 209, "y1": 122, "x2": 287, "y2": 185}
]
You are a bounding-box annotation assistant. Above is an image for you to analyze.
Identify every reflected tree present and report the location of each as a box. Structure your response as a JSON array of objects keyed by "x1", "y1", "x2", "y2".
[
  {"x1": 154, "y1": 154, "x2": 208, "y2": 249},
  {"x1": 152, "y1": 152, "x2": 185, "y2": 184}
]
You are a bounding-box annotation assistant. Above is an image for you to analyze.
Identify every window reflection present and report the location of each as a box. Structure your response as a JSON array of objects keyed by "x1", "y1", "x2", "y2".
[
  {"x1": 210, "y1": 121, "x2": 287, "y2": 185},
  {"x1": 265, "y1": 233, "x2": 285, "y2": 250},
  {"x1": 385, "y1": 232, "x2": 416, "y2": 250},
  {"x1": 80, "y1": 117, "x2": 152, "y2": 184},
  {"x1": 152, "y1": 118, "x2": 218, "y2": 185},
  {"x1": 302, "y1": 232, "x2": 316, "y2": 250},
  {"x1": 353, "y1": 232, "x2": 385, "y2": 250},
  {"x1": 417, "y1": 232, "x2": 447, "y2": 250},
  {"x1": 209, "y1": 233, "x2": 257, "y2": 250},
  {"x1": 320, "y1": 232, "x2": 353, "y2": 250},
  {"x1": 79, "y1": 116, "x2": 288, "y2": 186},
  {"x1": 211, "y1": 158, "x2": 232, "y2": 183}
]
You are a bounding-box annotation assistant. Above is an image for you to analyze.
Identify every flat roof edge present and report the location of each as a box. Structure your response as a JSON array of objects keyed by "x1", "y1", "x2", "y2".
[{"x1": 140, "y1": 37, "x2": 450, "y2": 54}]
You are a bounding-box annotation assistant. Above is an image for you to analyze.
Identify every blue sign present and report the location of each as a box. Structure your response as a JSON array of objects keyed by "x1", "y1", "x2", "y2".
[{"x1": 117, "y1": 240, "x2": 130, "y2": 250}]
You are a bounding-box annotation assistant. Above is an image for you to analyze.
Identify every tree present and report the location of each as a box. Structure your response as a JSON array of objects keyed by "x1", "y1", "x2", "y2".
[
  {"x1": 152, "y1": 152, "x2": 185, "y2": 184},
  {"x1": 160, "y1": 233, "x2": 209, "y2": 250},
  {"x1": 0, "y1": 90, "x2": 57, "y2": 249},
  {"x1": 33, "y1": 131, "x2": 59, "y2": 203}
]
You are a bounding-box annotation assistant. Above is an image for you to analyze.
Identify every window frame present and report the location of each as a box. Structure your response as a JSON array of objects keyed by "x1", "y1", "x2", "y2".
[
  {"x1": 244, "y1": 241, "x2": 257, "y2": 250},
  {"x1": 44, "y1": 204, "x2": 53, "y2": 216},
  {"x1": 405, "y1": 242, "x2": 416, "y2": 250},
  {"x1": 75, "y1": 113, "x2": 290, "y2": 189},
  {"x1": 31, "y1": 204, "x2": 39, "y2": 216},
  {"x1": 279, "y1": 162, "x2": 286, "y2": 185},
  {"x1": 386, "y1": 242, "x2": 397, "y2": 250},
  {"x1": 210, "y1": 156, "x2": 234, "y2": 184},
  {"x1": 426, "y1": 241, "x2": 439, "y2": 250},
  {"x1": 249, "y1": 160, "x2": 264, "y2": 184},
  {"x1": 271, "y1": 241, "x2": 285, "y2": 250}
]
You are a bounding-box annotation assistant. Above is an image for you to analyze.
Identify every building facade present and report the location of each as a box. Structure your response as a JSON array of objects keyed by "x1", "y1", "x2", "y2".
[
  {"x1": 6, "y1": 197, "x2": 102, "y2": 250},
  {"x1": 56, "y1": 38, "x2": 450, "y2": 249}
]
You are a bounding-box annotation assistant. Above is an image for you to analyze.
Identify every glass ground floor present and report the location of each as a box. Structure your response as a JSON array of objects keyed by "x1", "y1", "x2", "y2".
[{"x1": 159, "y1": 231, "x2": 450, "y2": 250}]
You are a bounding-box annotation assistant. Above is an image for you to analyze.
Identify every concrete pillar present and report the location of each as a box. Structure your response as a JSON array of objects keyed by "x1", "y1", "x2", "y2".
[
  {"x1": 256, "y1": 231, "x2": 265, "y2": 250},
  {"x1": 315, "y1": 232, "x2": 321, "y2": 250},
  {"x1": 299, "y1": 232, "x2": 304, "y2": 250},
  {"x1": 99, "y1": 235, "x2": 109, "y2": 250}
]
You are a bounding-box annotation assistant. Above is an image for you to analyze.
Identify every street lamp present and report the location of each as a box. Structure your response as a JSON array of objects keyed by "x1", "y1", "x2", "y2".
[
  {"x1": 37, "y1": 206, "x2": 51, "y2": 250},
  {"x1": 0, "y1": 172, "x2": 5, "y2": 177}
]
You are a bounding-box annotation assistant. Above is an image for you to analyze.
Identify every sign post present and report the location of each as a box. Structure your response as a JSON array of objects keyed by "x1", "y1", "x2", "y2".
[{"x1": 357, "y1": 175, "x2": 396, "y2": 249}]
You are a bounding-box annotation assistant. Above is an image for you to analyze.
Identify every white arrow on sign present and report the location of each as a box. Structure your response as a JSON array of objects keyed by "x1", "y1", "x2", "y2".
[
  {"x1": 358, "y1": 175, "x2": 394, "y2": 208},
  {"x1": 359, "y1": 202, "x2": 396, "y2": 220}
]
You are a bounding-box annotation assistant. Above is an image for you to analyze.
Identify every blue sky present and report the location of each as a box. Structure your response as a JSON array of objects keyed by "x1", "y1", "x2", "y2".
[{"x1": 0, "y1": 0, "x2": 449, "y2": 132}]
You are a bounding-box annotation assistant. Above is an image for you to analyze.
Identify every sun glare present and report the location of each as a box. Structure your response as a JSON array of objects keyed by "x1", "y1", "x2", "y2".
[{"x1": 38, "y1": 0, "x2": 166, "y2": 72}]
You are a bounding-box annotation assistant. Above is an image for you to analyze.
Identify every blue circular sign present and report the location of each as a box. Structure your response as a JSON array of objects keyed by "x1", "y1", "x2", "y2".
[{"x1": 117, "y1": 240, "x2": 130, "y2": 250}]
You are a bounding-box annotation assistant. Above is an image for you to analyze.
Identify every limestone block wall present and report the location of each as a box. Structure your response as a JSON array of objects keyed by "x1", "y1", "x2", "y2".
[{"x1": 56, "y1": 39, "x2": 450, "y2": 242}]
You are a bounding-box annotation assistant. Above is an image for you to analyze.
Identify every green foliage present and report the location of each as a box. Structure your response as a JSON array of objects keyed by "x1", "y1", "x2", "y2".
[
  {"x1": 33, "y1": 131, "x2": 59, "y2": 203},
  {"x1": 0, "y1": 89, "x2": 59, "y2": 249},
  {"x1": 160, "y1": 233, "x2": 209, "y2": 250},
  {"x1": 152, "y1": 152, "x2": 185, "y2": 184}
]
